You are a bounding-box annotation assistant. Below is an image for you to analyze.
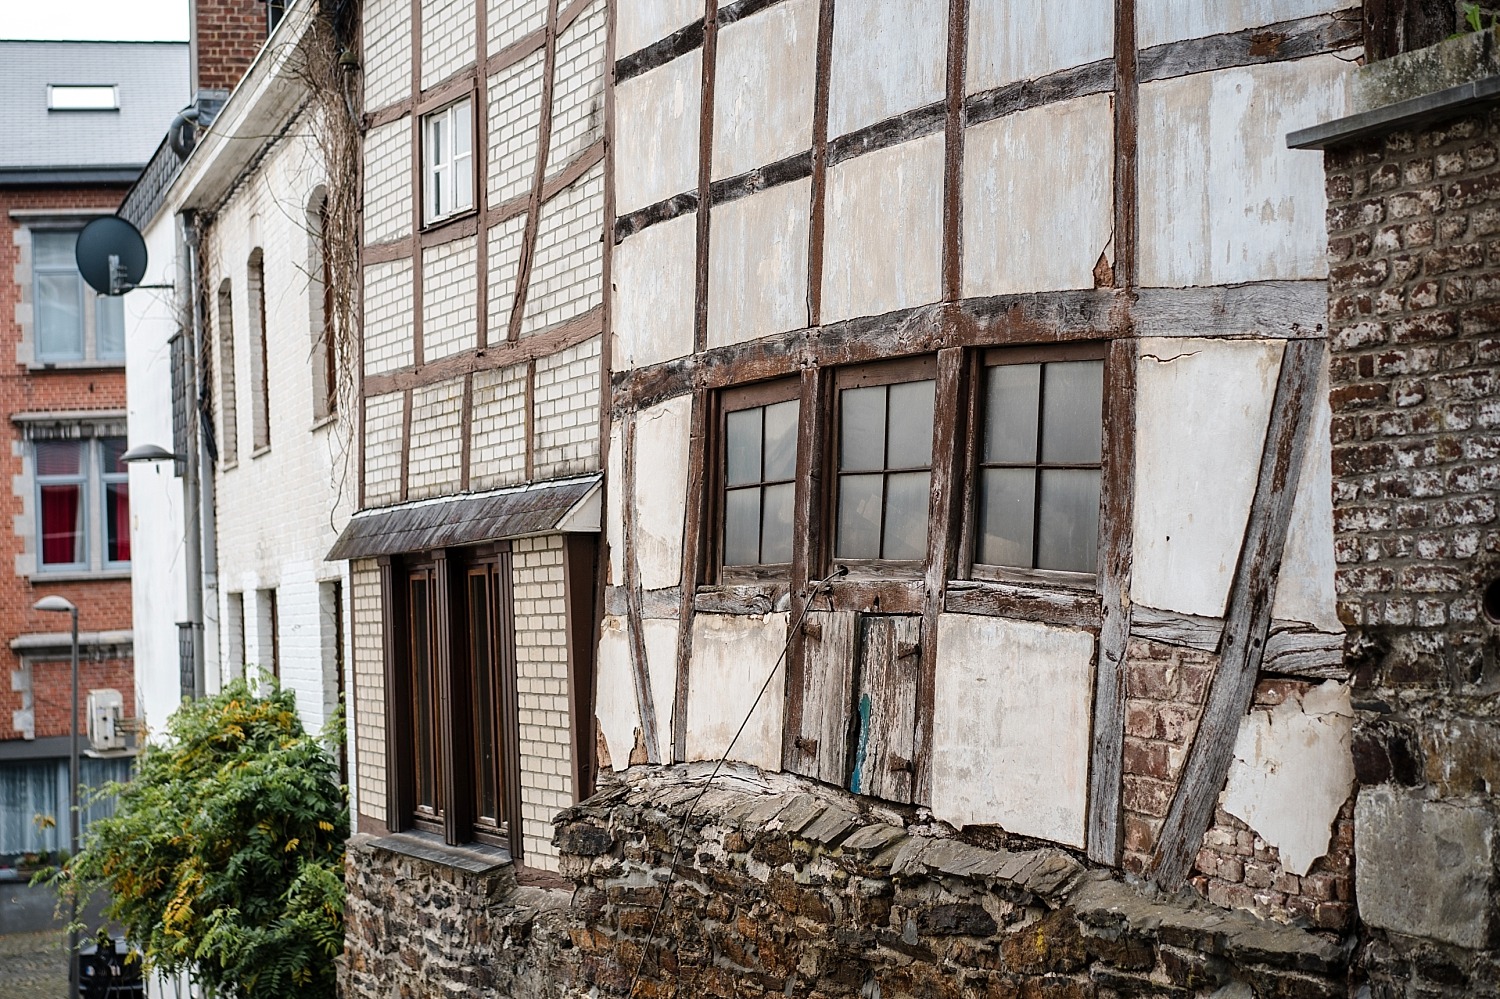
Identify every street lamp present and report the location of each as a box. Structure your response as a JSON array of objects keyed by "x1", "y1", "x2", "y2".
[{"x1": 34, "y1": 594, "x2": 79, "y2": 999}]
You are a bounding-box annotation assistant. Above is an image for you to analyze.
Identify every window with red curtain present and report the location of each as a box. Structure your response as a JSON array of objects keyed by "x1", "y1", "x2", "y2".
[
  {"x1": 102, "y1": 438, "x2": 130, "y2": 565},
  {"x1": 35, "y1": 441, "x2": 84, "y2": 567}
]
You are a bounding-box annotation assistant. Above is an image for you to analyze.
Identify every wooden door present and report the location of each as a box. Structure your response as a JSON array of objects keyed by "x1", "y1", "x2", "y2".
[{"x1": 849, "y1": 615, "x2": 921, "y2": 804}]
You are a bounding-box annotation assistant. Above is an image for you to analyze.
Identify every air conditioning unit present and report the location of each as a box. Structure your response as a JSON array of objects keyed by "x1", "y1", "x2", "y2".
[{"x1": 87, "y1": 689, "x2": 126, "y2": 752}]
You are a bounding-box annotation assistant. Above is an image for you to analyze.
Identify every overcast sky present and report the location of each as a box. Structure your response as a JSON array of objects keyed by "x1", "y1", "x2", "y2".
[{"x1": 3, "y1": 0, "x2": 188, "y2": 41}]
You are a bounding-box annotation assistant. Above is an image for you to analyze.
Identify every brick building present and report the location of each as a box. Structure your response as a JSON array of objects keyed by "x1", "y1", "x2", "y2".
[{"x1": 0, "y1": 40, "x2": 186, "y2": 856}]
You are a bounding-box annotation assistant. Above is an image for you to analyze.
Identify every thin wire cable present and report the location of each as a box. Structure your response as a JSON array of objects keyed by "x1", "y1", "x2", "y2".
[{"x1": 624, "y1": 564, "x2": 848, "y2": 996}]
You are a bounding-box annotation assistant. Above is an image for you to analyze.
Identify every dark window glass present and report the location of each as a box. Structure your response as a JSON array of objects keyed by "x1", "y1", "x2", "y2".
[
  {"x1": 835, "y1": 379, "x2": 934, "y2": 561},
  {"x1": 468, "y1": 570, "x2": 499, "y2": 824},
  {"x1": 33, "y1": 233, "x2": 84, "y2": 361},
  {"x1": 722, "y1": 398, "x2": 799, "y2": 568},
  {"x1": 409, "y1": 575, "x2": 439, "y2": 814},
  {"x1": 977, "y1": 358, "x2": 1103, "y2": 573}
]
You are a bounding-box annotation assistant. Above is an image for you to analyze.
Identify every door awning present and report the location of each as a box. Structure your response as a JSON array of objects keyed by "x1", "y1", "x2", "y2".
[{"x1": 326, "y1": 473, "x2": 600, "y2": 561}]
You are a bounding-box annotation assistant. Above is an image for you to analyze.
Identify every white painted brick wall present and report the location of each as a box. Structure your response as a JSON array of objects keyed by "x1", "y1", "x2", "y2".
[
  {"x1": 363, "y1": 120, "x2": 413, "y2": 245},
  {"x1": 469, "y1": 363, "x2": 527, "y2": 489},
  {"x1": 421, "y1": 0, "x2": 477, "y2": 90},
  {"x1": 487, "y1": 51, "x2": 546, "y2": 208},
  {"x1": 487, "y1": 212, "x2": 529, "y2": 334},
  {"x1": 510, "y1": 534, "x2": 574, "y2": 870},
  {"x1": 546, "y1": 0, "x2": 606, "y2": 176},
  {"x1": 352, "y1": 560, "x2": 387, "y2": 816},
  {"x1": 406, "y1": 377, "x2": 465, "y2": 500},
  {"x1": 364, "y1": 391, "x2": 406, "y2": 506},
  {"x1": 363, "y1": 0, "x2": 412, "y2": 111},
  {"x1": 533, "y1": 334, "x2": 600, "y2": 478},
  {"x1": 363, "y1": 260, "x2": 415, "y2": 376},
  {"x1": 421, "y1": 236, "x2": 478, "y2": 361},
  {"x1": 521, "y1": 160, "x2": 604, "y2": 335},
  {"x1": 488, "y1": 0, "x2": 548, "y2": 55}
]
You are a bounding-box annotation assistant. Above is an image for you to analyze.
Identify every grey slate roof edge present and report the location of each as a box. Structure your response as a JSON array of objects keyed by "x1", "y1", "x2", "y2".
[
  {"x1": 1289, "y1": 74, "x2": 1500, "y2": 149},
  {"x1": 0, "y1": 168, "x2": 141, "y2": 186}
]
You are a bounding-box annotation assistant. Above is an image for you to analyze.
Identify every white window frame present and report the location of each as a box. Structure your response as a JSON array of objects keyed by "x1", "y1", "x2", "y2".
[
  {"x1": 31, "y1": 435, "x2": 131, "y2": 576},
  {"x1": 423, "y1": 98, "x2": 474, "y2": 225}
]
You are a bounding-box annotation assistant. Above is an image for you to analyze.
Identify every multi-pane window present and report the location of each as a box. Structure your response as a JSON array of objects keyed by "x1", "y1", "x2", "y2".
[
  {"x1": 247, "y1": 250, "x2": 270, "y2": 451},
  {"x1": 399, "y1": 547, "x2": 518, "y2": 850},
  {"x1": 34, "y1": 437, "x2": 130, "y2": 572},
  {"x1": 975, "y1": 351, "x2": 1104, "y2": 575},
  {"x1": 721, "y1": 385, "x2": 799, "y2": 573},
  {"x1": 423, "y1": 98, "x2": 474, "y2": 224},
  {"x1": 31, "y1": 230, "x2": 124, "y2": 364},
  {"x1": 834, "y1": 361, "x2": 936, "y2": 562}
]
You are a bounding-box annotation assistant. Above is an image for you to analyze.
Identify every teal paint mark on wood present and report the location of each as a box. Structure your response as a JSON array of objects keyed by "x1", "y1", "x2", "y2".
[{"x1": 849, "y1": 692, "x2": 871, "y2": 794}]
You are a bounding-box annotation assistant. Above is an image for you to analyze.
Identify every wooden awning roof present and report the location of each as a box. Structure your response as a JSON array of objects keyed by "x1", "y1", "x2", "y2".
[{"x1": 326, "y1": 473, "x2": 600, "y2": 561}]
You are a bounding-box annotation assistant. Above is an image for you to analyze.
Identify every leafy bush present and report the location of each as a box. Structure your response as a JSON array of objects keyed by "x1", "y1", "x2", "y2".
[{"x1": 61, "y1": 679, "x2": 348, "y2": 999}]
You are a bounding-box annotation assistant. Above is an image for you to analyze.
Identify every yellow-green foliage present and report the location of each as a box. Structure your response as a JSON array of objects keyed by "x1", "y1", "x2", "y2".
[{"x1": 62, "y1": 679, "x2": 347, "y2": 999}]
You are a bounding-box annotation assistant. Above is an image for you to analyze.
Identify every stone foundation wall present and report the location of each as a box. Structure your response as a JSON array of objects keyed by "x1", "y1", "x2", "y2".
[
  {"x1": 341, "y1": 767, "x2": 1352, "y2": 999},
  {"x1": 1323, "y1": 100, "x2": 1500, "y2": 995}
]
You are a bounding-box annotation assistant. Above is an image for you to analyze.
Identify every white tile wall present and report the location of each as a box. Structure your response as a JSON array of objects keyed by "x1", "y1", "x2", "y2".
[
  {"x1": 521, "y1": 161, "x2": 604, "y2": 335},
  {"x1": 532, "y1": 334, "x2": 601, "y2": 478},
  {"x1": 421, "y1": 236, "x2": 478, "y2": 361}
]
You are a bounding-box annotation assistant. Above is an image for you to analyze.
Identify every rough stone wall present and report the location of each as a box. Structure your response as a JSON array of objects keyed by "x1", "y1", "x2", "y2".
[
  {"x1": 1324, "y1": 107, "x2": 1500, "y2": 995},
  {"x1": 341, "y1": 767, "x2": 1353, "y2": 999}
]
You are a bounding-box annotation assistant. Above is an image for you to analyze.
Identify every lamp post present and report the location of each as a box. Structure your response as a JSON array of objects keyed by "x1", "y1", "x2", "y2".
[{"x1": 34, "y1": 594, "x2": 79, "y2": 999}]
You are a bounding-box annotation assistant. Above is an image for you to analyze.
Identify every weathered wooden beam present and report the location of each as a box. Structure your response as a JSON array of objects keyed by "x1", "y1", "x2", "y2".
[
  {"x1": 671, "y1": 391, "x2": 710, "y2": 761},
  {"x1": 965, "y1": 58, "x2": 1115, "y2": 129},
  {"x1": 1150, "y1": 337, "x2": 1325, "y2": 888},
  {"x1": 1363, "y1": 0, "x2": 1453, "y2": 63},
  {"x1": 1263, "y1": 624, "x2": 1347, "y2": 680},
  {"x1": 945, "y1": 579, "x2": 1102, "y2": 630},
  {"x1": 1133, "y1": 281, "x2": 1328, "y2": 339},
  {"x1": 618, "y1": 413, "x2": 664, "y2": 764},
  {"x1": 1130, "y1": 604, "x2": 1223, "y2": 652},
  {"x1": 782, "y1": 365, "x2": 828, "y2": 769},
  {"x1": 1086, "y1": 334, "x2": 1137, "y2": 865},
  {"x1": 1139, "y1": 8, "x2": 1361, "y2": 84},
  {"x1": 693, "y1": 583, "x2": 786, "y2": 615}
]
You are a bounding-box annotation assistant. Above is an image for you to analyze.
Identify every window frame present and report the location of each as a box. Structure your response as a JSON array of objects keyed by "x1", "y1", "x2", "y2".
[
  {"x1": 29, "y1": 226, "x2": 125, "y2": 366},
  {"x1": 421, "y1": 97, "x2": 476, "y2": 227},
  {"x1": 32, "y1": 435, "x2": 131, "y2": 576},
  {"x1": 825, "y1": 355, "x2": 939, "y2": 578},
  {"x1": 961, "y1": 342, "x2": 1108, "y2": 590},
  {"x1": 386, "y1": 544, "x2": 521, "y2": 854},
  {"x1": 709, "y1": 378, "x2": 802, "y2": 585},
  {"x1": 100, "y1": 438, "x2": 130, "y2": 570}
]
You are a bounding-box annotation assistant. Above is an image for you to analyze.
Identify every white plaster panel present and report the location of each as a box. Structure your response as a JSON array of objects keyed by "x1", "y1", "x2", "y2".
[
  {"x1": 821, "y1": 132, "x2": 944, "y2": 325},
  {"x1": 685, "y1": 613, "x2": 789, "y2": 773},
  {"x1": 708, "y1": 179, "x2": 810, "y2": 348},
  {"x1": 1139, "y1": 56, "x2": 1349, "y2": 288},
  {"x1": 932, "y1": 614, "x2": 1096, "y2": 847},
  {"x1": 1139, "y1": 0, "x2": 1349, "y2": 49},
  {"x1": 967, "y1": 0, "x2": 1113, "y2": 92},
  {"x1": 1273, "y1": 352, "x2": 1342, "y2": 633},
  {"x1": 613, "y1": 212, "x2": 697, "y2": 369},
  {"x1": 827, "y1": 0, "x2": 947, "y2": 139},
  {"x1": 615, "y1": 52, "x2": 702, "y2": 214},
  {"x1": 616, "y1": 0, "x2": 702, "y2": 58},
  {"x1": 1222, "y1": 681, "x2": 1355, "y2": 876},
  {"x1": 962, "y1": 94, "x2": 1113, "y2": 297},
  {"x1": 606, "y1": 423, "x2": 625, "y2": 586},
  {"x1": 712, "y1": 0, "x2": 818, "y2": 180},
  {"x1": 1132, "y1": 338, "x2": 1283, "y2": 619},
  {"x1": 634, "y1": 395, "x2": 692, "y2": 591}
]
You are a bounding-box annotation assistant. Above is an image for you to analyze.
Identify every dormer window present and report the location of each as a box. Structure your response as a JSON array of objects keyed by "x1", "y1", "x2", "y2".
[{"x1": 47, "y1": 85, "x2": 118, "y2": 111}]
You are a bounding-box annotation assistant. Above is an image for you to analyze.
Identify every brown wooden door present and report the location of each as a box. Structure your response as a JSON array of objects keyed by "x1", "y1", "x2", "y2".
[
  {"x1": 785, "y1": 609, "x2": 859, "y2": 786},
  {"x1": 850, "y1": 615, "x2": 921, "y2": 804}
]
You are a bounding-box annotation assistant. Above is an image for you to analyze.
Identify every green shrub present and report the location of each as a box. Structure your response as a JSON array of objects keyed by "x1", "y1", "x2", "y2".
[{"x1": 61, "y1": 679, "x2": 347, "y2": 999}]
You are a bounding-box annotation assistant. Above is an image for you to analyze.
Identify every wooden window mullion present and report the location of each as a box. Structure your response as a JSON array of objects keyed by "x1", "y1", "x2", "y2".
[{"x1": 496, "y1": 551, "x2": 524, "y2": 860}]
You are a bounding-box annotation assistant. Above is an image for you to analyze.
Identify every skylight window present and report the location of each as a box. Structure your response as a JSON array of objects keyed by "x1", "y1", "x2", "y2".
[{"x1": 48, "y1": 86, "x2": 118, "y2": 111}]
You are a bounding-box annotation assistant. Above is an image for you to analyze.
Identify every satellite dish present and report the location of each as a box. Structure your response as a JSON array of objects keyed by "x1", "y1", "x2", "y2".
[{"x1": 76, "y1": 216, "x2": 148, "y2": 296}]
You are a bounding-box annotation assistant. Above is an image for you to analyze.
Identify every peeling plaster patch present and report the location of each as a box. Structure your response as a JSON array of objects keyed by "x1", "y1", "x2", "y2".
[
  {"x1": 1132, "y1": 337, "x2": 1283, "y2": 619},
  {"x1": 708, "y1": 179, "x2": 811, "y2": 347},
  {"x1": 712, "y1": 0, "x2": 818, "y2": 180},
  {"x1": 685, "y1": 612, "x2": 789, "y2": 772},
  {"x1": 634, "y1": 395, "x2": 692, "y2": 591},
  {"x1": 643, "y1": 618, "x2": 679, "y2": 763},
  {"x1": 931, "y1": 614, "x2": 1095, "y2": 847},
  {"x1": 1221, "y1": 681, "x2": 1355, "y2": 876}
]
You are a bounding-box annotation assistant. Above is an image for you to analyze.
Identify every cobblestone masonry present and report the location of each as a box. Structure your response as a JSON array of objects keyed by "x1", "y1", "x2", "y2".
[
  {"x1": 1323, "y1": 105, "x2": 1500, "y2": 996},
  {"x1": 340, "y1": 766, "x2": 1352, "y2": 999}
]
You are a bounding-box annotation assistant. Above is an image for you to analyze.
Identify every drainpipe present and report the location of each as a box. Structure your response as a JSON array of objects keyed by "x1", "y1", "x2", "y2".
[{"x1": 180, "y1": 211, "x2": 205, "y2": 700}]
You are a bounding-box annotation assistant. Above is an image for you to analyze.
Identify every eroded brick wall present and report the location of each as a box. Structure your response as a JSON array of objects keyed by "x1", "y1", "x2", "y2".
[{"x1": 1324, "y1": 107, "x2": 1500, "y2": 995}]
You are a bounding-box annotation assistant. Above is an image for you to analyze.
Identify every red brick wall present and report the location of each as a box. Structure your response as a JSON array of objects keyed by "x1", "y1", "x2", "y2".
[
  {"x1": 194, "y1": 0, "x2": 270, "y2": 93},
  {"x1": 0, "y1": 186, "x2": 135, "y2": 745}
]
